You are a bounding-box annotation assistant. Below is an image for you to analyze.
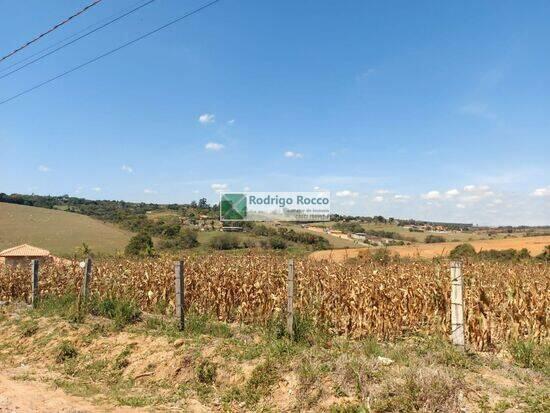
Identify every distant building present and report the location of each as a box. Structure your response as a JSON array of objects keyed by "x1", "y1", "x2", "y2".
[{"x1": 0, "y1": 244, "x2": 51, "y2": 267}]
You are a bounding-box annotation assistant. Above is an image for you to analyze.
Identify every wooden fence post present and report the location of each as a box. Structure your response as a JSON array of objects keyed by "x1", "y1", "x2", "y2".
[
  {"x1": 31, "y1": 259, "x2": 39, "y2": 308},
  {"x1": 82, "y1": 258, "x2": 92, "y2": 301},
  {"x1": 175, "y1": 260, "x2": 185, "y2": 331},
  {"x1": 287, "y1": 259, "x2": 295, "y2": 340},
  {"x1": 450, "y1": 260, "x2": 465, "y2": 349}
]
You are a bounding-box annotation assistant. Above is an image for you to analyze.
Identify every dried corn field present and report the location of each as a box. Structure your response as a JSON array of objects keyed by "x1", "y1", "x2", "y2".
[{"x1": 0, "y1": 253, "x2": 548, "y2": 350}]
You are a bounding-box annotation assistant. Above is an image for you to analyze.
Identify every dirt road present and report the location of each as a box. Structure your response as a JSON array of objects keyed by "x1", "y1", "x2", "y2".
[
  {"x1": 0, "y1": 370, "x2": 139, "y2": 413},
  {"x1": 310, "y1": 235, "x2": 550, "y2": 262}
]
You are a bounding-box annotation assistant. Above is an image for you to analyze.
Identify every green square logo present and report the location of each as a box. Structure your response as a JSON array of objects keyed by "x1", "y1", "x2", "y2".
[{"x1": 220, "y1": 193, "x2": 247, "y2": 220}]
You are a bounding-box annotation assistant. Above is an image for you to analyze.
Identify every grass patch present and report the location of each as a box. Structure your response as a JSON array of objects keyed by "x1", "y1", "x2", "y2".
[
  {"x1": 509, "y1": 339, "x2": 549, "y2": 376},
  {"x1": 19, "y1": 319, "x2": 39, "y2": 337},
  {"x1": 196, "y1": 359, "x2": 217, "y2": 384},
  {"x1": 55, "y1": 341, "x2": 78, "y2": 363}
]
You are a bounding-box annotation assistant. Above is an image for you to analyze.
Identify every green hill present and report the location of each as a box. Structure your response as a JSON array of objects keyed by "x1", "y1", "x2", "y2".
[{"x1": 0, "y1": 203, "x2": 133, "y2": 256}]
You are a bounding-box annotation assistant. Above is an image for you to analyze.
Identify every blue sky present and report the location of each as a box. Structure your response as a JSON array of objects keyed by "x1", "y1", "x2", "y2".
[{"x1": 1, "y1": 0, "x2": 548, "y2": 225}]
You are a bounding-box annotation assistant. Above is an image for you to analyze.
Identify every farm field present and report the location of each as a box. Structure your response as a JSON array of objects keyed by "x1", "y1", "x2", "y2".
[
  {"x1": 0, "y1": 253, "x2": 548, "y2": 411},
  {"x1": 310, "y1": 235, "x2": 550, "y2": 262},
  {"x1": 0, "y1": 202, "x2": 133, "y2": 256}
]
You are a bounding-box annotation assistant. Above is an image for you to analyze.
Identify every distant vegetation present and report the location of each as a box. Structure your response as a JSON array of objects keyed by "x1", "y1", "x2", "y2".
[
  {"x1": 449, "y1": 243, "x2": 550, "y2": 262},
  {"x1": 425, "y1": 234, "x2": 446, "y2": 243}
]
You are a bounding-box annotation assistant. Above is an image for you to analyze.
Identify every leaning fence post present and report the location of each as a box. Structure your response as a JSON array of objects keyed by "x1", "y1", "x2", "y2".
[
  {"x1": 31, "y1": 259, "x2": 39, "y2": 308},
  {"x1": 450, "y1": 261, "x2": 465, "y2": 349},
  {"x1": 287, "y1": 259, "x2": 295, "y2": 340},
  {"x1": 175, "y1": 260, "x2": 185, "y2": 331},
  {"x1": 82, "y1": 258, "x2": 92, "y2": 301}
]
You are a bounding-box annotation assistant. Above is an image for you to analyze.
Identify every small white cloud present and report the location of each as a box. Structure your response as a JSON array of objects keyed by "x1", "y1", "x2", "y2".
[
  {"x1": 394, "y1": 194, "x2": 410, "y2": 201},
  {"x1": 92, "y1": 187, "x2": 101, "y2": 192},
  {"x1": 198, "y1": 113, "x2": 215, "y2": 124},
  {"x1": 205, "y1": 142, "x2": 224, "y2": 151},
  {"x1": 211, "y1": 183, "x2": 227, "y2": 193},
  {"x1": 227, "y1": 119, "x2": 235, "y2": 125},
  {"x1": 243, "y1": 186, "x2": 251, "y2": 191},
  {"x1": 375, "y1": 189, "x2": 390, "y2": 194},
  {"x1": 336, "y1": 190, "x2": 358, "y2": 198},
  {"x1": 284, "y1": 151, "x2": 303, "y2": 159},
  {"x1": 459, "y1": 102, "x2": 496, "y2": 119},
  {"x1": 38, "y1": 165, "x2": 50, "y2": 172},
  {"x1": 456, "y1": 203, "x2": 466, "y2": 209},
  {"x1": 144, "y1": 188, "x2": 157, "y2": 194},
  {"x1": 373, "y1": 196, "x2": 384, "y2": 202},
  {"x1": 446, "y1": 189, "x2": 459, "y2": 197},
  {"x1": 121, "y1": 164, "x2": 133, "y2": 173},
  {"x1": 421, "y1": 190, "x2": 441, "y2": 200},
  {"x1": 192, "y1": 189, "x2": 200, "y2": 194},
  {"x1": 532, "y1": 187, "x2": 550, "y2": 197}
]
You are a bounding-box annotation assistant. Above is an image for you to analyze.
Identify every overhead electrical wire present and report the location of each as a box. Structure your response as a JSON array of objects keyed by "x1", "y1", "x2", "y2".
[
  {"x1": 0, "y1": 0, "x2": 157, "y2": 80},
  {"x1": 0, "y1": 0, "x2": 222, "y2": 106},
  {"x1": 0, "y1": 0, "x2": 157, "y2": 75},
  {"x1": 0, "y1": 0, "x2": 103, "y2": 64}
]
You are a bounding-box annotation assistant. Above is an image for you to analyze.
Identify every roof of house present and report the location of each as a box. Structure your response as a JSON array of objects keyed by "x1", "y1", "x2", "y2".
[{"x1": 0, "y1": 244, "x2": 51, "y2": 257}]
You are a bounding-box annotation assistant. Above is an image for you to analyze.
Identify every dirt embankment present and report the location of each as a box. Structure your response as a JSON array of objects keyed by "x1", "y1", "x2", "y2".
[{"x1": 310, "y1": 235, "x2": 550, "y2": 262}]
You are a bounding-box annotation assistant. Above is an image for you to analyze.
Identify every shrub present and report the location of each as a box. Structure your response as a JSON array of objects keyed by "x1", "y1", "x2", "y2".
[
  {"x1": 209, "y1": 234, "x2": 241, "y2": 250},
  {"x1": 158, "y1": 229, "x2": 199, "y2": 250},
  {"x1": 125, "y1": 232, "x2": 155, "y2": 256},
  {"x1": 269, "y1": 237, "x2": 287, "y2": 249},
  {"x1": 56, "y1": 341, "x2": 78, "y2": 363},
  {"x1": 449, "y1": 243, "x2": 476, "y2": 259},
  {"x1": 196, "y1": 360, "x2": 217, "y2": 384},
  {"x1": 425, "y1": 234, "x2": 445, "y2": 243},
  {"x1": 90, "y1": 297, "x2": 141, "y2": 330}
]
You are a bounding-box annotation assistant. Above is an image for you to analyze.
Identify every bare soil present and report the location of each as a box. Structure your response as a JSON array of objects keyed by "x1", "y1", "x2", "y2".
[{"x1": 310, "y1": 235, "x2": 550, "y2": 262}]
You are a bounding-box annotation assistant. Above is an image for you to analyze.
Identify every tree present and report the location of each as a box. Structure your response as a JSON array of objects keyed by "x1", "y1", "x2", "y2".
[
  {"x1": 198, "y1": 197, "x2": 209, "y2": 209},
  {"x1": 125, "y1": 233, "x2": 154, "y2": 256}
]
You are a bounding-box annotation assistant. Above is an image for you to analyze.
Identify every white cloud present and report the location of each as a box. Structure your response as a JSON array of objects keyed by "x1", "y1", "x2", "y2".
[
  {"x1": 92, "y1": 187, "x2": 101, "y2": 192},
  {"x1": 445, "y1": 189, "x2": 459, "y2": 197},
  {"x1": 284, "y1": 151, "x2": 303, "y2": 159},
  {"x1": 205, "y1": 142, "x2": 224, "y2": 151},
  {"x1": 375, "y1": 189, "x2": 390, "y2": 194},
  {"x1": 143, "y1": 188, "x2": 157, "y2": 194},
  {"x1": 227, "y1": 119, "x2": 235, "y2": 125},
  {"x1": 38, "y1": 165, "x2": 50, "y2": 172},
  {"x1": 459, "y1": 102, "x2": 496, "y2": 120},
  {"x1": 421, "y1": 190, "x2": 441, "y2": 200},
  {"x1": 394, "y1": 194, "x2": 410, "y2": 201},
  {"x1": 198, "y1": 113, "x2": 215, "y2": 124},
  {"x1": 373, "y1": 196, "x2": 384, "y2": 202},
  {"x1": 335, "y1": 190, "x2": 358, "y2": 198},
  {"x1": 460, "y1": 185, "x2": 494, "y2": 202},
  {"x1": 211, "y1": 183, "x2": 227, "y2": 193},
  {"x1": 243, "y1": 186, "x2": 251, "y2": 191},
  {"x1": 121, "y1": 164, "x2": 133, "y2": 173},
  {"x1": 456, "y1": 203, "x2": 466, "y2": 209},
  {"x1": 532, "y1": 187, "x2": 550, "y2": 197}
]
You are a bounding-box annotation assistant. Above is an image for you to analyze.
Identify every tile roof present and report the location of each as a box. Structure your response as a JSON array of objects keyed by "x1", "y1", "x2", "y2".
[{"x1": 0, "y1": 244, "x2": 51, "y2": 257}]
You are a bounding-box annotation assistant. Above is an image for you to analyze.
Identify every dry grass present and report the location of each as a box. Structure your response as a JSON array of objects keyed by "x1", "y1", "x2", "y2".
[
  {"x1": 0, "y1": 253, "x2": 548, "y2": 350},
  {"x1": 0, "y1": 203, "x2": 132, "y2": 256}
]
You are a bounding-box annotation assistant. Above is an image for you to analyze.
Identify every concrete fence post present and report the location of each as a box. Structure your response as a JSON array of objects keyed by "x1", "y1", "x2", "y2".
[
  {"x1": 175, "y1": 260, "x2": 185, "y2": 331},
  {"x1": 450, "y1": 260, "x2": 465, "y2": 349},
  {"x1": 31, "y1": 259, "x2": 39, "y2": 308},
  {"x1": 82, "y1": 258, "x2": 92, "y2": 301},
  {"x1": 287, "y1": 259, "x2": 295, "y2": 340}
]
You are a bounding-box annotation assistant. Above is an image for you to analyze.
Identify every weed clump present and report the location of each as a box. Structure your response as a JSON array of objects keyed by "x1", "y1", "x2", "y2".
[
  {"x1": 56, "y1": 341, "x2": 78, "y2": 363},
  {"x1": 196, "y1": 360, "x2": 217, "y2": 384}
]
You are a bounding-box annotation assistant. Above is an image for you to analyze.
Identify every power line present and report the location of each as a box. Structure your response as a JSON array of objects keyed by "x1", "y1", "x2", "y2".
[
  {"x1": 0, "y1": 0, "x2": 222, "y2": 106},
  {"x1": 0, "y1": 0, "x2": 155, "y2": 74},
  {"x1": 0, "y1": 0, "x2": 103, "y2": 63},
  {"x1": 0, "y1": 0, "x2": 157, "y2": 80}
]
